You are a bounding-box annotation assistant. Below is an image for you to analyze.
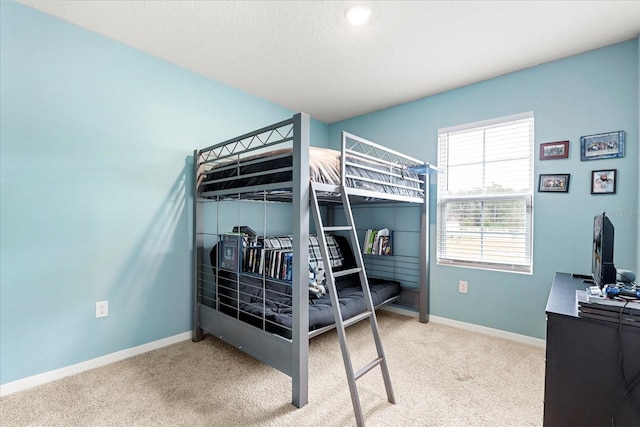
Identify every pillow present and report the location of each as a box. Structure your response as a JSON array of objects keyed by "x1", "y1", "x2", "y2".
[{"x1": 308, "y1": 235, "x2": 343, "y2": 269}]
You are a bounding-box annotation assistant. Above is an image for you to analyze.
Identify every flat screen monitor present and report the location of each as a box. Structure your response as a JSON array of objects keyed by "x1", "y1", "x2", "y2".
[{"x1": 592, "y1": 212, "x2": 616, "y2": 288}]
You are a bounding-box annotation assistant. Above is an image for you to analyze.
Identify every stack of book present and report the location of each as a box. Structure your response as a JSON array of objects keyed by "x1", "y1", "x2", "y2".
[
  {"x1": 219, "y1": 226, "x2": 258, "y2": 273},
  {"x1": 363, "y1": 228, "x2": 393, "y2": 255},
  {"x1": 244, "y1": 246, "x2": 293, "y2": 282}
]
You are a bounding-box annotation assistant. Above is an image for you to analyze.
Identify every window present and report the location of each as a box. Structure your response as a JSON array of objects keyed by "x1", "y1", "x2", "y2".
[{"x1": 437, "y1": 112, "x2": 534, "y2": 273}]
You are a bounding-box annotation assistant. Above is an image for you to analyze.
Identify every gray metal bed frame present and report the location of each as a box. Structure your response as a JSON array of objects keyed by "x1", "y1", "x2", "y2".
[{"x1": 192, "y1": 112, "x2": 437, "y2": 408}]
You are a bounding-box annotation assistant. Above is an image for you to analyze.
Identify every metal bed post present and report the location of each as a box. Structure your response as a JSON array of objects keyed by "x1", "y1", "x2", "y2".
[
  {"x1": 291, "y1": 112, "x2": 310, "y2": 408},
  {"x1": 192, "y1": 150, "x2": 205, "y2": 341},
  {"x1": 419, "y1": 173, "x2": 430, "y2": 323},
  {"x1": 418, "y1": 166, "x2": 441, "y2": 322}
]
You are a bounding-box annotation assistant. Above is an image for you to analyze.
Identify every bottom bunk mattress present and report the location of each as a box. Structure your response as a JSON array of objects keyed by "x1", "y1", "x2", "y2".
[
  {"x1": 219, "y1": 274, "x2": 400, "y2": 338},
  {"x1": 203, "y1": 235, "x2": 401, "y2": 339}
]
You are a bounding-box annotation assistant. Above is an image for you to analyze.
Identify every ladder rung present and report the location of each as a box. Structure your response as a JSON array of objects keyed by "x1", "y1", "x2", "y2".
[
  {"x1": 343, "y1": 310, "x2": 373, "y2": 328},
  {"x1": 311, "y1": 182, "x2": 340, "y2": 193},
  {"x1": 333, "y1": 267, "x2": 362, "y2": 278},
  {"x1": 355, "y1": 357, "x2": 384, "y2": 381},
  {"x1": 324, "y1": 226, "x2": 353, "y2": 232}
]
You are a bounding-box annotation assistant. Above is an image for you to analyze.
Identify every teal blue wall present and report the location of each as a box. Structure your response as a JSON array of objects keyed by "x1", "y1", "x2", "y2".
[
  {"x1": 330, "y1": 38, "x2": 639, "y2": 339},
  {"x1": 0, "y1": 3, "x2": 327, "y2": 385}
]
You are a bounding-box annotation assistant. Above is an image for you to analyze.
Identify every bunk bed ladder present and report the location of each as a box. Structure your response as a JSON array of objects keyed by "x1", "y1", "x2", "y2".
[{"x1": 309, "y1": 181, "x2": 395, "y2": 426}]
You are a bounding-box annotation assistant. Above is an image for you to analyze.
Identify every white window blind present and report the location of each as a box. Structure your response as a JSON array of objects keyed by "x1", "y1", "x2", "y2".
[{"x1": 437, "y1": 113, "x2": 534, "y2": 273}]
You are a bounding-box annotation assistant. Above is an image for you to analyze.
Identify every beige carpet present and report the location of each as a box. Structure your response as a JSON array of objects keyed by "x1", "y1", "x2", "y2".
[{"x1": 1, "y1": 311, "x2": 545, "y2": 426}]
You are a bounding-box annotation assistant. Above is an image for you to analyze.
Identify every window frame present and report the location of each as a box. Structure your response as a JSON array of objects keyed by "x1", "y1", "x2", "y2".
[{"x1": 436, "y1": 112, "x2": 534, "y2": 274}]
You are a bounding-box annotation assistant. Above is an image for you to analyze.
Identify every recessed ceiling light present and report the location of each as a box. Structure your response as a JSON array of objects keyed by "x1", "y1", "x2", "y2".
[{"x1": 344, "y1": 4, "x2": 372, "y2": 26}]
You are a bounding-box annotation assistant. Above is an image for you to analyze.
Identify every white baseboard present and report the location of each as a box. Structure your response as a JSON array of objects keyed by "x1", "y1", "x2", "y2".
[
  {"x1": 2, "y1": 313, "x2": 546, "y2": 397},
  {"x1": 0, "y1": 331, "x2": 192, "y2": 397},
  {"x1": 380, "y1": 306, "x2": 546, "y2": 348},
  {"x1": 428, "y1": 315, "x2": 546, "y2": 348}
]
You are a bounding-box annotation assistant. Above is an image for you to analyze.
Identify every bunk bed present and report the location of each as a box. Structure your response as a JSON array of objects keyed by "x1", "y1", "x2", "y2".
[{"x1": 192, "y1": 112, "x2": 438, "y2": 409}]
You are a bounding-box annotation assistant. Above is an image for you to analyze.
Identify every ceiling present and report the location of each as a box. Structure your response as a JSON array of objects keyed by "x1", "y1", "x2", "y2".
[{"x1": 18, "y1": 1, "x2": 640, "y2": 123}]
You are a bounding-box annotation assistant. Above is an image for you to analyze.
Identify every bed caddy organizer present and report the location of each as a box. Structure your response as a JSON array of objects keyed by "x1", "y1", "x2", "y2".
[{"x1": 192, "y1": 112, "x2": 439, "y2": 424}]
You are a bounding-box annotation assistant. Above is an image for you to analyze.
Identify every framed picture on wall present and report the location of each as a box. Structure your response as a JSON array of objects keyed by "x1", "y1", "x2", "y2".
[
  {"x1": 591, "y1": 169, "x2": 617, "y2": 194},
  {"x1": 539, "y1": 141, "x2": 569, "y2": 160},
  {"x1": 538, "y1": 174, "x2": 570, "y2": 193},
  {"x1": 580, "y1": 131, "x2": 625, "y2": 161}
]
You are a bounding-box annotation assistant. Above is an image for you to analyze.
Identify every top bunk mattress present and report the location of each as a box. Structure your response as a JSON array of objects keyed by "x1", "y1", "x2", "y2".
[{"x1": 199, "y1": 146, "x2": 424, "y2": 200}]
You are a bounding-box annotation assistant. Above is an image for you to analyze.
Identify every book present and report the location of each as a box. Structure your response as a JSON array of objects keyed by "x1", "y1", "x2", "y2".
[
  {"x1": 280, "y1": 251, "x2": 289, "y2": 280},
  {"x1": 274, "y1": 250, "x2": 282, "y2": 279},
  {"x1": 380, "y1": 234, "x2": 393, "y2": 255},
  {"x1": 257, "y1": 248, "x2": 264, "y2": 274},
  {"x1": 220, "y1": 233, "x2": 242, "y2": 271},
  {"x1": 284, "y1": 252, "x2": 293, "y2": 281},
  {"x1": 363, "y1": 228, "x2": 392, "y2": 255},
  {"x1": 364, "y1": 229, "x2": 378, "y2": 254},
  {"x1": 375, "y1": 228, "x2": 390, "y2": 255}
]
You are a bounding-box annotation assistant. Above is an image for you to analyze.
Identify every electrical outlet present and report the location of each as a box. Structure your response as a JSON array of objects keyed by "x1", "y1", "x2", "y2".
[
  {"x1": 459, "y1": 280, "x2": 468, "y2": 294},
  {"x1": 96, "y1": 301, "x2": 108, "y2": 318}
]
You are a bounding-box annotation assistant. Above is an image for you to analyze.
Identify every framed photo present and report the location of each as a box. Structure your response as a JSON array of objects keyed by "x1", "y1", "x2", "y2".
[
  {"x1": 538, "y1": 174, "x2": 570, "y2": 193},
  {"x1": 591, "y1": 169, "x2": 617, "y2": 194},
  {"x1": 580, "y1": 131, "x2": 625, "y2": 161},
  {"x1": 540, "y1": 141, "x2": 569, "y2": 160}
]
